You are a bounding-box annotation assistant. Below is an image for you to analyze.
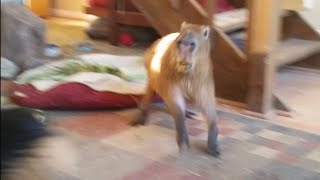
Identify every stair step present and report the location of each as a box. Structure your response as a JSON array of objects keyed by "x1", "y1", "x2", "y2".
[
  {"x1": 214, "y1": 9, "x2": 291, "y2": 33},
  {"x1": 274, "y1": 38, "x2": 320, "y2": 66},
  {"x1": 214, "y1": 8, "x2": 247, "y2": 32}
]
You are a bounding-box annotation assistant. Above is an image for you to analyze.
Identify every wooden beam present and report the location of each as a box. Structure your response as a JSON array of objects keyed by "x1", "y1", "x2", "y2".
[
  {"x1": 132, "y1": 0, "x2": 184, "y2": 35},
  {"x1": 178, "y1": 0, "x2": 209, "y2": 25},
  {"x1": 202, "y1": 0, "x2": 214, "y2": 25},
  {"x1": 246, "y1": 0, "x2": 282, "y2": 114}
]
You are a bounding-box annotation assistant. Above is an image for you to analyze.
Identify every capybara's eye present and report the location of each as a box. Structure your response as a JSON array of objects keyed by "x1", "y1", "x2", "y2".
[{"x1": 190, "y1": 42, "x2": 196, "y2": 48}]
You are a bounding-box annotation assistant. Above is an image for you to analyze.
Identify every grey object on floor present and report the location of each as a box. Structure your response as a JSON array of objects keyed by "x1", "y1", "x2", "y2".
[
  {"x1": 86, "y1": 17, "x2": 110, "y2": 39},
  {"x1": 1, "y1": 57, "x2": 20, "y2": 79},
  {"x1": 44, "y1": 44, "x2": 62, "y2": 58},
  {"x1": 75, "y1": 42, "x2": 95, "y2": 52},
  {"x1": 86, "y1": 17, "x2": 159, "y2": 43},
  {"x1": 1, "y1": 2, "x2": 46, "y2": 71}
]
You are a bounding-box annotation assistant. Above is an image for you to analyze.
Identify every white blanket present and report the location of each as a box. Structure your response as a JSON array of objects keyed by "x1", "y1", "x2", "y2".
[{"x1": 16, "y1": 54, "x2": 148, "y2": 95}]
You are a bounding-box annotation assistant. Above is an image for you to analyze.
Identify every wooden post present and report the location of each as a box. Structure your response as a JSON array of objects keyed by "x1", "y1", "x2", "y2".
[
  {"x1": 108, "y1": 0, "x2": 120, "y2": 45},
  {"x1": 246, "y1": 0, "x2": 282, "y2": 115},
  {"x1": 25, "y1": 0, "x2": 50, "y2": 18}
]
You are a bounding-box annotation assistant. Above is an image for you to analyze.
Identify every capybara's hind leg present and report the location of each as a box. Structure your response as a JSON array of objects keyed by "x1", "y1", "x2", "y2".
[{"x1": 130, "y1": 84, "x2": 155, "y2": 126}]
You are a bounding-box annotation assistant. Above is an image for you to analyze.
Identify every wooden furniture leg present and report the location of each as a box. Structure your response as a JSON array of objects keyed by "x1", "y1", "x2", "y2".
[{"x1": 108, "y1": 0, "x2": 120, "y2": 45}]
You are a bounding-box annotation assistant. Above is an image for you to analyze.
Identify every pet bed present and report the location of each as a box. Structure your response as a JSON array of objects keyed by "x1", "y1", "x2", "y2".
[{"x1": 10, "y1": 54, "x2": 158, "y2": 110}]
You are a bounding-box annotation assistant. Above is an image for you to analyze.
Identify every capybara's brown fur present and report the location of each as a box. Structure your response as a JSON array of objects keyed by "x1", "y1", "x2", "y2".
[{"x1": 131, "y1": 22, "x2": 220, "y2": 156}]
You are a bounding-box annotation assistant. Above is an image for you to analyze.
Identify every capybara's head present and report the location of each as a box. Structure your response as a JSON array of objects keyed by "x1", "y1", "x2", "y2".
[{"x1": 175, "y1": 22, "x2": 210, "y2": 72}]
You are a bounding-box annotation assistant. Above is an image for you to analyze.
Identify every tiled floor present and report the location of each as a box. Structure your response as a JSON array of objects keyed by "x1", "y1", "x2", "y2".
[{"x1": 31, "y1": 108, "x2": 319, "y2": 180}]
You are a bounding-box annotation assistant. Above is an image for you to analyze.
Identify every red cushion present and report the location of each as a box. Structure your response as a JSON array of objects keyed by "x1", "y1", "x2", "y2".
[
  {"x1": 89, "y1": 0, "x2": 109, "y2": 8},
  {"x1": 88, "y1": 0, "x2": 138, "y2": 11},
  {"x1": 216, "y1": 0, "x2": 235, "y2": 13},
  {"x1": 10, "y1": 82, "x2": 161, "y2": 110},
  {"x1": 197, "y1": 0, "x2": 235, "y2": 13}
]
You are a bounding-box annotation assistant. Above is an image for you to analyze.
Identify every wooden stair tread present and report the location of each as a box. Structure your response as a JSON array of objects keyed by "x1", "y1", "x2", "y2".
[
  {"x1": 274, "y1": 38, "x2": 320, "y2": 66},
  {"x1": 213, "y1": 9, "x2": 291, "y2": 33},
  {"x1": 131, "y1": 0, "x2": 184, "y2": 35},
  {"x1": 214, "y1": 8, "x2": 247, "y2": 32}
]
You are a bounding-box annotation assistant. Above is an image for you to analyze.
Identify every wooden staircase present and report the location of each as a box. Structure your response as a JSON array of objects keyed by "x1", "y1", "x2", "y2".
[{"x1": 131, "y1": 0, "x2": 320, "y2": 117}]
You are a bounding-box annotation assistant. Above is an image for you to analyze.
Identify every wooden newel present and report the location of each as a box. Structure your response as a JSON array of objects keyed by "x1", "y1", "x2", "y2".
[{"x1": 246, "y1": 0, "x2": 282, "y2": 114}]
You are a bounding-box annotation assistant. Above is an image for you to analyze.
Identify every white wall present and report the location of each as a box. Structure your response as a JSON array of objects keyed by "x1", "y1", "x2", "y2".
[
  {"x1": 52, "y1": 0, "x2": 87, "y2": 12},
  {"x1": 51, "y1": 0, "x2": 89, "y2": 20}
]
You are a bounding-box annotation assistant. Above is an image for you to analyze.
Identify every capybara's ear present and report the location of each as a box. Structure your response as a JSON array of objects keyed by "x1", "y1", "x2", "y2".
[{"x1": 202, "y1": 25, "x2": 210, "y2": 39}]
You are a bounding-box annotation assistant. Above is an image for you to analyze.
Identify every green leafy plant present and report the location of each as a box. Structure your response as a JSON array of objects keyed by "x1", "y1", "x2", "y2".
[{"x1": 24, "y1": 60, "x2": 128, "y2": 83}]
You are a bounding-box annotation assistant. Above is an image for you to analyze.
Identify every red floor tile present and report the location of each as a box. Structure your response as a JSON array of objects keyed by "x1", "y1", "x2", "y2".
[
  {"x1": 55, "y1": 112, "x2": 131, "y2": 139},
  {"x1": 276, "y1": 152, "x2": 299, "y2": 164},
  {"x1": 188, "y1": 127, "x2": 206, "y2": 136},
  {"x1": 218, "y1": 117, "x2": 231, "y2": 126},
  {"x1": 121, "y1": 161, "x2": 207, "y2": 180},
  {"x1": 265, "y1": 139, "x2": 287, "y2": 151},
  {"x1": 218, "y1": 127, "x2": 235, "y2": 136},
  {"x1": 298, "y1": 140, "x2": 319, "y2": 150},
  {"x1": 186, "y1": 119, "x2": 202, "y2": 126}
]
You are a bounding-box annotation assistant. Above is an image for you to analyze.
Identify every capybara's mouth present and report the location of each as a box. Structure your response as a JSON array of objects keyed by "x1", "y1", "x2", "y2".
[
  {"x1": 178, "y1": 63, "x2": 192, "y2": 72},
  {"x1": 181, "y1": 64, "x2": 191, "y2": 69},
  {"x1": 179, "y1": 61, "x2": 191, "y2": 67}
]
